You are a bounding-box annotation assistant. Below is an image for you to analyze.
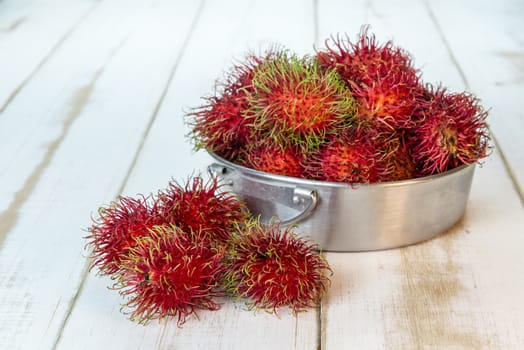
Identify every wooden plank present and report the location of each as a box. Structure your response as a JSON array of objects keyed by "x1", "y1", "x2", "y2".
[
  {"x1": 425, "y1": 0, "x2": 524, "y2": 200},
  {"x1": 321, "y1": 151, "x2": 524, "y2": 349},
  {"x1": 317, "y1": 0, "x2": 524, "y2": 348},
  {"x1": 0, "y1": 0, "x2": 203, "y2": 349},
  {"x1": 122, "y1": 0, "x2": 316, "y2": 196},
  {"x1": 0, "y1": 0, "x2": 161, "y2": 235},
  {"x1": 56, "y1": 0, "x2": 319, "y2": 349},
  {"x1": 0, "y1": 0, "x2": 97, "y2": 112},
  {"x1": 316, "y1": 0, "x2": 466, "y2": 90},
  {"x1": 0, "y1": 0, "x2": 37, "y2": 32}
]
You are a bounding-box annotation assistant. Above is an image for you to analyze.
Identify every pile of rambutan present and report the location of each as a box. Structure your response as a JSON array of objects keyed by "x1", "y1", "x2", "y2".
[
  {"x1": 188, "y1": 27, "x2": 491, "y2": 183},
  {"x1": 86, "y1": 27, "x2": 491, "y2": 326},
  {"x1": 85, "y1": 176, "x2": 331, "y2": 325}
]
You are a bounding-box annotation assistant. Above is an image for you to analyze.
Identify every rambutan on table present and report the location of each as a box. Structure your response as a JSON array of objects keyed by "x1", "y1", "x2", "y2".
[{"x1": 1, "y1": 0, "x2": 523, "y2": 349}]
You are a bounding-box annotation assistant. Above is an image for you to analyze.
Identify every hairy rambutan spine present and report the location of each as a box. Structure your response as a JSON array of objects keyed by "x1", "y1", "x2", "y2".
[
  {"x1": 350, "y1": 73, "x2": 421, "y2": 129},
  {"x1": 305, "y1": 127, "x2": 393, "y2": 183},
  {"x1": 380, "y1": 132, "x2": 417, "y2": 181},
  {"x1": 114, "y1": 225, "x2": 227, "y2": 325},
  {"x1": 187, "y1": 50, "x2": 283, "y2": 160},
  {"x1": 188, "y1": 92, "x2": 252, "y2": 160},
  {"x1": 237, "y1": 143, "x2": 306, "y2": 178},
  {"x1": 409, "y1": 85, "x2": 491, "y2": 175},
  {"x1": 247, "y1": 53, "x2": 357, "y2": 152},
  {"x1": 157, "y1": 176, "x2": 248, "y2": 244},
  {"x1": 85, "y1": 195, "x2": 165, "y2": 275},
  {"x1": 224, "y1": 219, "x2": 332, "y2": 313},
  {"x1": 317, "y1": 27, "x2": 418, "y2": 86},
  {"x1": 317, "y1": 28, "x2": 421, "y2": 129}
]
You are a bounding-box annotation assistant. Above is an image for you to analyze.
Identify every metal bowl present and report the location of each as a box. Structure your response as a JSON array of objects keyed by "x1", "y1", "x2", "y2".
[{"x1": 208, "y1": 152, "x2": 475, "y2": 251}]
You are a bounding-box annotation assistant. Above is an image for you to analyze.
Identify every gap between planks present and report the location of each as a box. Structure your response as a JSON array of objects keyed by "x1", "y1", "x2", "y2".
[
  {"x1": 0, "y1": 70, "x2": 101, "y2": 247},
  {"x1": 50, "y1": 1, "x2": 207, "y2": 348},
  {"x1": 423, "y1": 0, "x2": 524, "y2": 206},
  {"x1": 0, "y1": 33, "x2": 129, "y2": 248},
  {"x1": 312, "y1": 0, "x2": 319, "y2": 49},
  {"x1": 0, "y1": 1, "x2": 100, "y2": 114},
  {"x1": 489, "y1": 134, "x2": 524, "y2": 206}
]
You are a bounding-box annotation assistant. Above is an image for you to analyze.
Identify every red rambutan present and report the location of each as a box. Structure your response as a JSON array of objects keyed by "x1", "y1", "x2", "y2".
[
  {"x1": 187, "y1": 54, "x2": 263, "y2": 160},
  {"x1": 409, "y1": 85, "x2": 490, "y2": 175},
  {"x1": 86, "y1": 195, "x2": 165, "y2": 275},
  {"x1": 157, "y1": 176, "x2": 248, "y2": 244},
  {"x1": 187, "y1": 50, "x2": 283, "y2": 160},
  {"x1": 237, "y1": 143, "x2": 306, "y2": 178},
  {"x1": 115, "y1": 225, "x2": 227, "y2": 324},
  {"x1": 351, "y1": 73, "x2": 421, "y2": 129},
  {"x1": 305, "y1": 127, "x2": 392, "y2": 183},
  {"x1": 188, "y1": 92, "x2": 252, "y2": 160},
  {"x1": 224, "y1": 219, "x2": 331, "y2": 313},
  {"x1": 247, "y1": 53, "x2": 357, "y2": 151},
  {"x1": 380, "y1": 132, "x2": 418, "y2": 181},
  {"x1": 317, "y1": 28, "x2": 421, "y2": 129},
  {"x1": 317, "y1": 27, "x2": 418, "y2": 86}
]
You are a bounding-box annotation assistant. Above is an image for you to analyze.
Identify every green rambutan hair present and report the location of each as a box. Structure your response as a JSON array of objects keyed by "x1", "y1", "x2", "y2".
[
  {"x1": 247, "y1": 52, "x2": 357, "y2": 152},
  {"x1": 114, "y1": 224, "x2": 227, "y2": 325},
  {"x1": 223, "y1": 218, "x2": 332, "y2": 313}
]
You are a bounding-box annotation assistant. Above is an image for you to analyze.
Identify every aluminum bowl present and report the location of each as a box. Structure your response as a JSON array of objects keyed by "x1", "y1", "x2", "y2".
[{"x1": 208, "y1": 152, "x2": 475, "y2": 251}]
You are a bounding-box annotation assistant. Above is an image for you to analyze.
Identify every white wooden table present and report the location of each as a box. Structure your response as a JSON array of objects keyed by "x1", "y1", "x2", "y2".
[{"x1": 1, "y1": 0, "x2": 523, "y2": 348}]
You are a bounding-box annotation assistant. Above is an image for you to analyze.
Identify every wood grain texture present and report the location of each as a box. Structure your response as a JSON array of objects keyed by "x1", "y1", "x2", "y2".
[
  {"x1": 0, "y1": 0, "x2": 160, "y2": 243},
  {"x1": 56, "y1": 0, "x2": 320, "y2": 349},
  {"x1": 322, "y1": 151, "x2": 524, "y2": 349},
  {"x1": 0, "y1": 0, "x2": 98, "y2": 112},
  {"x1": 317, "y1": 0, "x2": 524, "y2": 348},
  {"x1": 0, "y1": 0, "x2": 204, "y2": 348},
  {"x1": 316, "y1": 0, "x2": 466, "y2": 90},
  {"x1": 426, "y1": 0, "x2": 524, "y2": 201},
  {"x1": 0, "y1": 0, "x2": 522, "y2": 349}
]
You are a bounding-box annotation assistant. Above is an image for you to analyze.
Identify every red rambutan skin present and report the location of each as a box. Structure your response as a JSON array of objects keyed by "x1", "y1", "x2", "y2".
[
  {"x1": 157, "y1": 176, "x2": 248, "y2": 244},
  {"x1": 189, "y1": 91, "x2": 252, "y2": 160},
  {"x1": 305, "y1": 127, "x2": 392, "y2": 184},
  {"x1": 115, "y1": 225, "x2": 227, "y2": 325},
  {"x1": 317, "y1": 28, "x2": 421, "y2": 130},
  {"x1": 317, "y1": 27, "x2": 417, "y2": 86},
  {"x1": 188, "y1": 51, "x2": 281, "y2": 161},
  {"x1": 86, "y1": 195, "x2": 166, "y2": 276},
  {"x1": 351, "y1": 74, "x2": 421, "y2": 129},
  {"x1": 224, "y1": 219, "x2": 332, "y2": 313},
  {"x1": 247, "y1": 53, "x2": 357, "y2": 151},
  {"x1": 379, "y1": 132, "x2": 418, "y2": 181},
  {"x1": 409, "y1": 86, "x2": 490, "y2": 175},
  {"x1": 237, "y1": 143, "x2": 306, "y2": 178}
]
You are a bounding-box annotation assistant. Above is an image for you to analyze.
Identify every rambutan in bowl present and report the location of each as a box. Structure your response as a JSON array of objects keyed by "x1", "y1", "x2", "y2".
[{"x1": 208, "y1": 152, "x2": 475, "y2": 252}]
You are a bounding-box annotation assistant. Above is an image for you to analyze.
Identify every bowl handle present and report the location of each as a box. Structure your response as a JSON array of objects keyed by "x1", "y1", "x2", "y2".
[
  {"x1": 208, "y1": 163, "x2": 318, "y2": 225},
  {"x1": 279, "y1": 187, "x2": 318, "y2": 225}
]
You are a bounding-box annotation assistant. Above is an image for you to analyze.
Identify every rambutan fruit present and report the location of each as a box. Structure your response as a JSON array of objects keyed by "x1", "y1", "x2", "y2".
[
  {"x1": 305, "y1": 127, "x2": 392, "y2": 184},
  {"x1": 188, "y1": 92, "x2": 252, "y2": 160},
  {"x1": 409, "y1": 85, "x2": 490, "y2": 175},
  {"x1": 86, "y1": 195, "x2": 165, "y2": 275},
  {"x1": 380, "y1": 133, "x2": 418, "y2": 181},
  {"x1": 317, "y1": 28, "x2": 421, "y2": 129},
  {"x1": 115, "y1": 225, "x2": 227, "y2": 324},
  {"x1": 350, "y1": 73, "x2": 421, "y2": 129},
  {"x1": 236, "y1": 143, "x2": 306, "y2": 178},
  {"x1": 247, "y1": 53, "x2": 357, "y2": 152},
  {"x1": 187, "y1": 50, "x2": 282, "y2": 160},
  {"x1": 187, "y1": 54, "x2": 262, "y2": 160},
  {"x1": 157, "y1": 176, "x2": 248, "y2": 244},
  {"x1": 317, "y1": 27, "x2": 418, "y2": 86},
  {"x1": 224, "y1": 219, "x2": 331, "y2": 313}
]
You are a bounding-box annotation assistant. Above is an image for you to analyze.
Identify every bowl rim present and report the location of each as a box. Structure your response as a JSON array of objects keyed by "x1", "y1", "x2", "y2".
[{"x1": 208, "y1": 151, "x2": 475, "y2": 189}]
